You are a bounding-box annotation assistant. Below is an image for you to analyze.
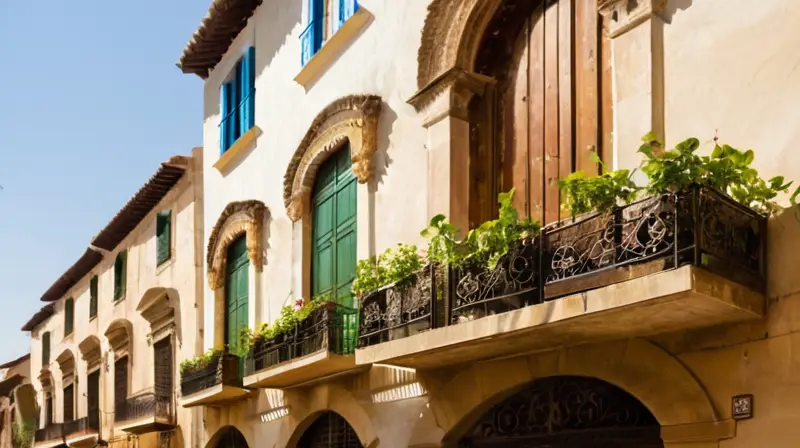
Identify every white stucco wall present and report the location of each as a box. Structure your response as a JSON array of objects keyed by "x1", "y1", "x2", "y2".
[
  {"x1": 201, "y1": 0, "x2": 431, "y2": 349},
  {"x1": 27, "y1": 152, "x2": 203, "y2": 447}
]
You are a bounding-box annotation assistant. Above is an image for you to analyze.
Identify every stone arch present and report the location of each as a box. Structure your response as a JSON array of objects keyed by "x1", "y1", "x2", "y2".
[
  {"x1": 204, "y1": 425, "x2": 252, "y2": 448},
  {"x1": 104, "y1": 319, "x2": 133, "y2": 358},
  {"x1": 54, "y1": 349, "x2": 76, "y2": 379},
  {"x1": 282, "y1": 95, "x2": 382, "y2": 222},
  {"x1": 412, "y1": 0, "x2": 502, "y2": 110},
  {"x1": 424, "y1": 339, "x2": 722, "y2": 445},
  {"x1": 206, "y1": 200, "x2": 268, "y2": 290},
  {"x1": 279, "y1": 385, "x2": 378, "y2": 448},
  {"x1": 78, "y1": 335, "x2": 103, "y2": 371}
]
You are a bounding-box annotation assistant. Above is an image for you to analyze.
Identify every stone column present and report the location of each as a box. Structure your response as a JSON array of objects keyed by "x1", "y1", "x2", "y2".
[
  {"x1": 599, "y1": 0, "x2": 667, "y2": 172},
  {"x1": 410, "y1": 68, "x2": 494, "y2": 235}
]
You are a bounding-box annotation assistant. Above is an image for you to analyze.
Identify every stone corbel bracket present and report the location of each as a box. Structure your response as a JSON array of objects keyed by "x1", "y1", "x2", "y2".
[
  {"x1": 283, "y1": 95, "x2": 383, "y2": 222},
  {"x1": 599, "y1": 0, "x2": 668, "y2": 38},
  {"x1": 407, "y1": 67, "x2": 495, "y2": 126},
  {"x1": 207, "y1": 200, "x2": 269, "y2": 290}
]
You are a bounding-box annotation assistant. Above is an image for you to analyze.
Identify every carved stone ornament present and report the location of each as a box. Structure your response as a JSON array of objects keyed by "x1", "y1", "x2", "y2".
[
  {"x1": 408, "y1": 67, "x2": 495, "y2": 124},
  {"x1": 207, "y1": 200, "x2": 269, "y2": 290},
  {"x1": 283, "y1": 95, "x2": 382, "y2": 222},
  {"x1": 598, "y1": 0, "x2": 668, "y2": 38},
  {"x1": 413, "y1": 0, "x2": 502, "y2": 112}
]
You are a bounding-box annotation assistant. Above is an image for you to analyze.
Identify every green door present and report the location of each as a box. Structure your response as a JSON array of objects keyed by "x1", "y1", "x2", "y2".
[
  {"x1": 226, "y1": 236, "x2": 249, "y2": 372},
  {"x1": 312, "y1": 144, "x2": 357, "y2": 353}
]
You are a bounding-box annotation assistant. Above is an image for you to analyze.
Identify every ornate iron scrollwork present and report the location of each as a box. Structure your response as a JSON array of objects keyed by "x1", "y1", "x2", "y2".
[
  {"x1": 460, "y1": 376, "x2": 660, "y2": 447},
  {"x1": 451, "y1": 240, "x2": 538, "y2": 324}
]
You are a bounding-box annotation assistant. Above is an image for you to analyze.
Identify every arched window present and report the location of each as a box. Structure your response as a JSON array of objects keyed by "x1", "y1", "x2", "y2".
[
  {"x1": 298, "y1": 411, "x2": 362, "y2": 448},
  {"x1": 469, "y1": 0, "x2": 612, "y2": 227}
]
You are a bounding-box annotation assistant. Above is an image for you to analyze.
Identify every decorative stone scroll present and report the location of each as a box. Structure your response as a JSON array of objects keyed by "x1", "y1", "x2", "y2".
[
  {"x1": 283, "y1": 95, "x2": 383, "y2": 222},
  {"x1": 206, "y1": 200, "x2": 269, "y2": 290}
]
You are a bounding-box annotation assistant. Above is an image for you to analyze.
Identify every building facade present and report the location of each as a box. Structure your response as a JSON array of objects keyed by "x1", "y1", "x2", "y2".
[
  {"x1": 23, "y1": 151, "x2": 205, "y2": 448},
  {"x1": 0, "y1": 355, "x2": 35, "y2": 448},
  {"x1": 68, "y1": 0, "x2": 800, "y2": 447}
]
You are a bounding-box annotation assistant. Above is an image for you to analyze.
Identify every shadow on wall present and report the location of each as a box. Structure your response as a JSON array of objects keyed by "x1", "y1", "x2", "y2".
[
  {"x1": 659, "y1": 0, "x2": 694, "y2": 23},
  {"x1": 14, "y1": 385, "x2": 37, "y2": 421},
  {"x1": 367, "y1": 102, "x2": 399, "y2": 258}
]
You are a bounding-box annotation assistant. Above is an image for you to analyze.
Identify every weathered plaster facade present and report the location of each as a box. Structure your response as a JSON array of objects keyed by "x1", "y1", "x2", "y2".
[
  {"x1": 184, "y1": 0, "x2": 800, "y2": 447},
  {"x1": 26, "y1": 149, "x2": 205, "y2": 448}
]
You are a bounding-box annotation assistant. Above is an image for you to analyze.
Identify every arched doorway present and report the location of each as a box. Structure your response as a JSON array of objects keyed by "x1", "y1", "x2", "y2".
[
  {"x1": 458, "y1": 376, "x2": 662, "y2": 447},
  {"x1": 297, "y1": 411, "x2": 363, "y2": 448},
  {"x1": 468, "y1": 0, "x2": 612, "y2": 227},
  {"x1": 215, "y1": 427, "x2": 248, "y2": 448}
]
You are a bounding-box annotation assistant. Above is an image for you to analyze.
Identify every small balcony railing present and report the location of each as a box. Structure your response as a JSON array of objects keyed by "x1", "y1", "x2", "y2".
[
  {"x1": 63, "y1": 410, "x2": 100, "y2": 437},
  {"x1": 34, "y1": 423, "x2": 63, "y2": 443},
  {"x1": 115, "y1": 389, "x2": 173, "y2": 424},
  {"x1": 180, "y1": 352, "x2": 242, "y2": 398},
  {"x1": 245, "y1": 303, "x2": 358, "y2": 375},
  {"x1": 357, "y1": 186, "x2": 767, "y2": 348}
]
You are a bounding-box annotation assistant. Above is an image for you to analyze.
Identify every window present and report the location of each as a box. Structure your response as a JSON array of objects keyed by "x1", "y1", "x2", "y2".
[
  {"x1": 45, "y1": 392, "x2": 53, "y2": 426},
  {"x1": 114, "y1": 357, "x2": 129, "y2": 417},
  {"x1": 220, "y1": 47, "x2": 256, "y2": 154},
  {"x1": 64, "y1": 298, "x2": 74, "y2": 336},
  {"x1": 114, "y1": 251, "x2": 127, "y2": 301},
  {"x1": 311, "y1": 145, "x2": 357, "y2": 352},
  {"x1": 89, "y1": 276, "x2": 98, "y2": 319},
  {"x1": 42, "y1": 332, "x2": 50, "y2": 365},
  {"x1": 156, "y1": 210, "x2": 172, "y2": 266},
  {"x1": 301, "y1": 0, "x2": 359, "y2": 66}
]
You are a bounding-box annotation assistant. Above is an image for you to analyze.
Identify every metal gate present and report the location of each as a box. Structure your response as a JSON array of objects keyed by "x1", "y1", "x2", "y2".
[
  {"x1": 458, "y1": 376, "x2": 663, "y2": 448},
  {"x1": 297, "y1": 412, "x2": 362, "y2": 448}
]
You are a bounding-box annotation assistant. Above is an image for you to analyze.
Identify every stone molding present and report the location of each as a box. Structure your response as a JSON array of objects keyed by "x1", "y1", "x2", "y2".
[
  {"x1": 415, "y1": 0, "x2": 501, "y2": 100},
  {"x1": 55, "y1": 349, "x2": 75, "y2": 379},
  {"x1": 408, "y1": 67, "x2": 495, "y2": 125},
  {"x1": 598, "y1": 0, "x2": 667, "y2": 38},
  {"x1": 283, "y1": 95, "x2": 382, "y2": 222},
  {"x1": 206, "y1": 200, "x2": 269, "y2": 290},
  {"x1": 104, "y1": 319, "x2": 132, "y2": 356}
]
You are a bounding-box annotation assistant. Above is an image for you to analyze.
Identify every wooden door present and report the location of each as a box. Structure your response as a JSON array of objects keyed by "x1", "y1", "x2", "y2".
[
  {"x1": 312, "y1": 145, "x2": 358, "y2": 353},
  {"x1": 114, "y1": 357, "x2": 128, "y2": 416},
  {"x1": 62, "y1": 384, "x2": 74, "y2": 422},
  {"x1": 225, "y1": 236, "x2": 250, "y2": 356},
  {"x1": 87, "y1": 370, "x2": 100, "y2": 413},
  {"x1": 45, "y1": 393, "x2": 52, "y2": 426},
  {"x1": 473, "y1": 0, "x2": 611, "y2": 226}
]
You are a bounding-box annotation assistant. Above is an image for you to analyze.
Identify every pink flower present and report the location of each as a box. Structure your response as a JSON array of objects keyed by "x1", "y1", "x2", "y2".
[{"x1": 293, "y1": 298, "x2": 304, "y2": 310}]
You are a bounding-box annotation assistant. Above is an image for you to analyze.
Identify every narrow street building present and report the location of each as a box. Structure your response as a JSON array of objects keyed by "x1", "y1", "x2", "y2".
[
  {"x1": 23, "y1": 151, "x2": 205, "y2": 448},
  {"x1": 0, "y1": 354, "x2": 34, "y2": 448}
]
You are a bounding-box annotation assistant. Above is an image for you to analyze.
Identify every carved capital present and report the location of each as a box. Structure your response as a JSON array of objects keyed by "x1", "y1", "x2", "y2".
[
  {"x1": 599, "y1": 0, "x2": 667, "y2": 38},
  {"x1": 207, "y1": 200, "x2": 269, "y2": 290},
  {"x1": 409, "y1": 68, "x2": 495, "y2": 126},
  {"x1": 283, "y1": 95, "x2": 383, "y2": 222}
]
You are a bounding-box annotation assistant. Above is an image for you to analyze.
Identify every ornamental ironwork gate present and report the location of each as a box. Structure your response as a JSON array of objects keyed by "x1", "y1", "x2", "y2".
[
  {"x1": 297, "y1": 411, "x2": 362, "y2": 448},
  {"x1": 459, "y1": 376, "x2": 663, "y2": 448}
]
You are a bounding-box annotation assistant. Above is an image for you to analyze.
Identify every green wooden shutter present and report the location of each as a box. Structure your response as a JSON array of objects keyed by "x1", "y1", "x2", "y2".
[
  {"x1": 225, "y1": 236, "x2": 249, "y2": 359},
  {"x1": 311, "y1": 145, "x2": 358, "y2": 353},
  {"x1": 89, "y1": 276, "x2": 98, "y2": 318},
  {"x1": 156, "y1": 210, "x2": 172, "y2": 266},
  {"x1": 42, "y1": 332, "x2": 50, "y2": 365},
  {"x1": 64, "y1": 298, "x2": 74, "y2": 336},
  {"x1": 114, "y1": 251, "x2": 127, "y2": 301}
]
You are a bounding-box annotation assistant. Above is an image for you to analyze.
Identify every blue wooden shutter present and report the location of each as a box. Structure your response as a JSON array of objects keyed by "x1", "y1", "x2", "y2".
[
  {"x1": 220, "y1": 82, "x2": 232, "y2": 154},
  {"x1": 239, "y1": 47, "x2": 255, "y2": 136},
  {"x1": 339, "y1": 0, "x2": 358, "y2": 29},
  {"x1": 311, "y1": 0, "x2": 324, "y2": 53}
]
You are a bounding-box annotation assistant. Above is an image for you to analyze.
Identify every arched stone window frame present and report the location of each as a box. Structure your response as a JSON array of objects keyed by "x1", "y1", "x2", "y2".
[
  {"x1": 411, "y1": 0, "x2": 666, "y2": 231},
  {"x1": 104, "y1": 319, "x2": 133, "y2": 402},
  {"x1": 281, "y1": 95, "x2": 382, "y2": 300},
  {"x1": 206, "y1": 200, "x2": 269, "y2": 349}
]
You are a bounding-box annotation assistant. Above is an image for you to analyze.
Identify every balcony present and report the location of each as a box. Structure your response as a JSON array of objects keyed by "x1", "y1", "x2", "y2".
[
  {"x1": 356, "y1": 187, "x2": 767, "y2": 368},
  {"x1": 244, "y1": 303, "x2": 363, "y2": 389},
  {"x1": 34, "y1": 423, "x2": 64, "y2": 448},
  {"x1": 64, "y1": 411, "x2": 100, "y2": 447},
  {"x1": 115, "y1": 389, "x2": 175, "y2": 434},
  {"x1": 180, "y1": 352, "x2": 249, "y2": 408}
]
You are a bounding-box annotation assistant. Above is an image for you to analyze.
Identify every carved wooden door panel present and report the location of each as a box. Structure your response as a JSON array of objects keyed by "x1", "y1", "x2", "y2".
[{"x1": 472, "y1": 0, "x2": 612, "y2": 227}]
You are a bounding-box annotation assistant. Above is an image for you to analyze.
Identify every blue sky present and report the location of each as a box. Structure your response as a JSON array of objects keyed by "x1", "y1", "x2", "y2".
[{"x1": 0, "y1": 0, "x2": 208, "y2": 362}]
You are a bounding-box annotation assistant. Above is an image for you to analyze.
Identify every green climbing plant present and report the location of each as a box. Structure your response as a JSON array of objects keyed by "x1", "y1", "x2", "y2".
[{"x1": 556, "y1": 154, "x2": 640, "y2": 217}]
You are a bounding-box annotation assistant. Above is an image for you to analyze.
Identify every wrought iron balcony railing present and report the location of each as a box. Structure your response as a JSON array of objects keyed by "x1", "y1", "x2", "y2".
[
  {"x1": 63, "y1": 410, "x2": 100, "y2": 437},
  {"x1": 115, "y1": 389, "x2": 173, "y2": 423},
  {"x1": 245, "y1": 303, "x2": 358, "y2": 375},
  {"x1": 358, "y1": 186, "x2": 767, "y2": 348},
  {"x1": 34, "y1": 423, "x2": 63, "y2": 443},
  {"x1": 180, "y1": 352, "x2": 242, "y2": 398}
]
